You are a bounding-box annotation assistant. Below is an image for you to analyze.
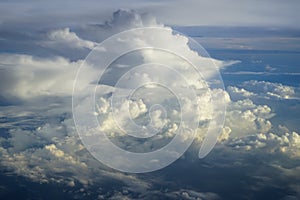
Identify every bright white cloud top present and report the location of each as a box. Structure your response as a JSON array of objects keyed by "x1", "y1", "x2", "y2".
[{"x1": 72, "y1": 22, "x2": 228, "y2": 172}]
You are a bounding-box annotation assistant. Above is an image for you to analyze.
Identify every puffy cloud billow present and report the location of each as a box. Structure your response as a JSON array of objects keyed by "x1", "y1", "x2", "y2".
[
  {"x1": 0, "y1": 54, "x2": 84, "y2": 101},
  {"x1": 43, "y1": 28, "x2": 97, "y2": 50},
  {"x1": 241, "y1": 80, "x2": 296, "y2": 100}
]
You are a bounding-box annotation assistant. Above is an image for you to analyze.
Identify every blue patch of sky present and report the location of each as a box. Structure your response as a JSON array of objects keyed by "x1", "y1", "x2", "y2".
[{"x1": 174, "y1": 26, "x2": 300, "y2": 87}]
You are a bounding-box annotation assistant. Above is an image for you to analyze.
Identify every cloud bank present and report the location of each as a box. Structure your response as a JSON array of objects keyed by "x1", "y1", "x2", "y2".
[{"x1": 0, "y1": 8, "x2": 299, "y2": 199}]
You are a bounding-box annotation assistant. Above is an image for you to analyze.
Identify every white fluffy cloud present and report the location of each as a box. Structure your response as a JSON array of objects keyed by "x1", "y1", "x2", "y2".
[
  {"x1": 0, "y1": 9, "x2": 238, "y2": 186},
  {"x1": 0, "y1": 108, "x2": 152, "y2": 190},
  {"x1": 0, "y1": 54, "x2": 98, "y2": 100},
  {"x1": 228, "y1": 131, "x2": 300, "y2": 157},
  {"x1": 228, "y1": 81, "x2": 297, "y2": 101},
  {"x1": 44, "y1": 27, "x2": 97, "y2": 49},
  {"x1": 227, "y1": 86, "x2": 256, "y2": 100},
  {"x1": 0, "y1": 8, "x2": 234, "y2": 189},
  {"x1": 241, "y1": 80, "x2": 296, "y2": 100},
  {"x1": 224, "y1": 99, "x2": 274, "y2": 137}
]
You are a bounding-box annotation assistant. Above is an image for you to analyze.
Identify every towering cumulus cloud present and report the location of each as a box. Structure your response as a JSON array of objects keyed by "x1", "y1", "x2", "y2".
[
  {"x1": 72, "y1": 7, "x2": 238, "y2": 172},
  {"x1": 0, "y1": 7, "x2": 232, "y2": 187}
]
